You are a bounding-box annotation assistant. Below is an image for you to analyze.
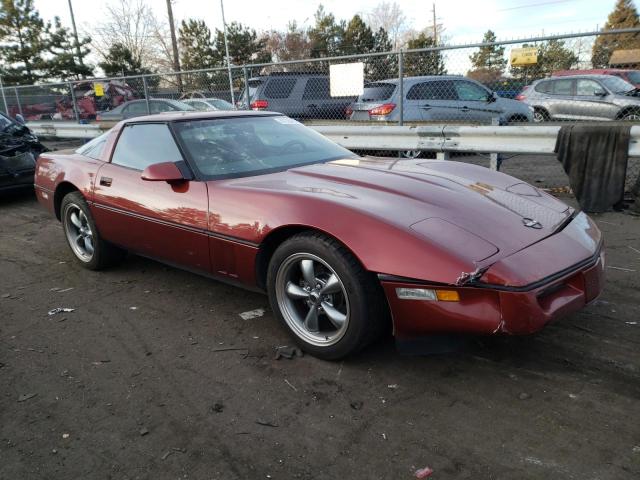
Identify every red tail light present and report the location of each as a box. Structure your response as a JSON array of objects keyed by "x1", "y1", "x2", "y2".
[
  {"x1": 345, "y1": 106, "x2": 353, "y2": 117},
  {"x1": 369, "y1": 103, "x2": 396, "y2": 116},
  {"x1": 250, "y1": 100, "x2": 269, "y2": 110},
  {"x1": 96, "y1": 114, "x2": 102, "y2": 121},
  {"x1": 515, "y1": 94, "x2": 526, "y2": 101}
]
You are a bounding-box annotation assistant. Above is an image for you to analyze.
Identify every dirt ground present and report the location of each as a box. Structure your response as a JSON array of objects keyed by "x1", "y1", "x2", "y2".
[{"x1": 1, "y1": 149, "x2": 639, "y2": 479}]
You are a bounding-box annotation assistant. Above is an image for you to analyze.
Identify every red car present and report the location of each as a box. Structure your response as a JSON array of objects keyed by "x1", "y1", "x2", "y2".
[{"x1": 34, "y1": 111, "x2": 605, "y2": 359}]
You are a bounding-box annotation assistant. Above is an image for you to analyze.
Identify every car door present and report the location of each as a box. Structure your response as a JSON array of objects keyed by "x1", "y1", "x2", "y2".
[
  {"x1": 545, "y1": 78, "x2": 575, "y2": 119},
  {"x1": 405, "y1": 80, "x2": 459, "y2": 121},
  {"x1": 570, "y1": 78, "x2": 620, "y2": 120},
  {"x1": 302, "y1": 77, "x2": 353, "y2": 119},
  {"x1": 91, "y1": 122, "x2": 211, "y2": 272},
  {"x1": 452, "y1": 80, "x2": 501, "y2": 123}
]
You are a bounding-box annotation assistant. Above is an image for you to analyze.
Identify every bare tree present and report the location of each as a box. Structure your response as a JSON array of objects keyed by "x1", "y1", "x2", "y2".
[
  {"x1": 264, "y1": 22, "x2": 312, "y2": 63},
  {"x1": 366, "y1": 1, "x2": 409, "y2": 49},
  {"x1": 89, "y1": 0, "x2": 160, "y2": 68}
]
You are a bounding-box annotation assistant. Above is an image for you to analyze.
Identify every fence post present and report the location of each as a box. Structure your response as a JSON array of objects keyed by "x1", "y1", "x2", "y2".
[
  {"x1": 14, "y1": 87, "x2": 23, "y2": 116},
  {"x1": 142, "y1": 76, "x2": 151, "y2": 115},
  {"x1": 397, "y1": 50, "x2": 404, "y2": 126},
  {"x1": 0, "y1": 76, "x2": 9, "y2": 115},
  {"x1": 243, "y1": 66, "x2": 250, "y2": 109},
  {"x1": 68, "y1": 82, "x2": 80, "y2": 122}
]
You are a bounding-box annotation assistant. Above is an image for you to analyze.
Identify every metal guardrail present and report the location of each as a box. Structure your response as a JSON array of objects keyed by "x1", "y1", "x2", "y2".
[{"x1": 27, "y1": 121, "x2": 640, "y2": 170}]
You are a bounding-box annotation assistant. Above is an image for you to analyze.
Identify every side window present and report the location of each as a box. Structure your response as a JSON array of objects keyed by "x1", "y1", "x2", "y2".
[
  {"x1": 191, "y1": 101, "x2": 208, "y2": 111},
  {"x1": 302, "y1": 78, "x2": 330, "y2": 99},
  {"x1": 264, "y1": 78, "x2": 296, "y2": 99},
  {"x1": 576, "y1": 79, "x2": 603, "y2": 96},
  {"x1": 535, "y1": 81, "x2": 551, "y2": 94},
  {"x1": 124, "y1": 102, "x2": 146, "y2": 114},
  {"x1": 111, "y1": 124, "x2": 183, "y2": 170},
  {"x1": 551, "y1": 79, "x2": 573, "y2": 95},
  {"x1": 76, "y1": 132, "x2": 109, "y2": 160},
  {"x1": 454, "y1": 81, "x2": 489, "y2": 101},
  {"x1": 150, "y1": 101, "x2": 175, "y2": 113},
  {"x1": 406, "y1": 81, "x2": 456, "y2": 100}
]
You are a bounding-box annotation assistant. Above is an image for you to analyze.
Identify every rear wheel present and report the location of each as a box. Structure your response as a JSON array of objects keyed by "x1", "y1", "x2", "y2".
[
  {"x1": 533, "y1": 108, "x2": 549, "y2": 123},
  {"x1": 621, "y1": 109, "x2": 640, "y2": 121},
  {"x1": 61, "y1": 192, "x2": 125, "y2": 270},
  {"x1": 267, "y1": 232, "x2": 386, "y2": 360},
  {"x1": 400, "y1": 150, "x2": 423, "y2": 159}
]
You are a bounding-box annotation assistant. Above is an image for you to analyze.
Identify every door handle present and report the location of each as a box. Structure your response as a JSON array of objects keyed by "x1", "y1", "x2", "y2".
[
  {"x1": 99, "y1": 176, "x2": 112, "y2": 187},
  {"x1": 421, "y1": 104, "x2": 432, "y2": 110},
  {"x1": 460, "y1": 106, "x2": 470, "y2": 112}
]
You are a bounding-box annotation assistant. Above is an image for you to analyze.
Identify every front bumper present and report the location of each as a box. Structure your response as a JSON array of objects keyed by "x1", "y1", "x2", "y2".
[{"x1": 380, "y1": 213, "x2": 605, "y2": 340}]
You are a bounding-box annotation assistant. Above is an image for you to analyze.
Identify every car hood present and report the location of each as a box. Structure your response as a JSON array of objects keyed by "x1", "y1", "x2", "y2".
[{"x1": 223, "y1": 156, "x2": 573, "y2": 266}]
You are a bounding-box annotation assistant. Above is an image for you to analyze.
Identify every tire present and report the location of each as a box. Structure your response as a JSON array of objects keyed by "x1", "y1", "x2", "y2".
[
  {"x1": 266, "y1": 232, "x2": 387, "y2": 360},
  {"x1": 400, "y1": 150, "x2": 423, "y2": 159},
  {"x1": 60, "y1": 191, "x2": 125, "y2": 270},
  {"x1": 532, "y1": 108, "x2": 549, "y2": 123},
  {"x1": 620, "y1": 109, "x2": 640, "y2": 121}
]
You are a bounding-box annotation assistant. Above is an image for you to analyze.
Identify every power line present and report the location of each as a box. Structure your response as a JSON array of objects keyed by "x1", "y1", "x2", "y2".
[{"x1": 497, "y1": 0, "x2": 575, "y2": 12}]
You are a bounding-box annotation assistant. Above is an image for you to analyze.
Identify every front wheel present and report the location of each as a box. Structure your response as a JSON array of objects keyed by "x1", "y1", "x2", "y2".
[
  {"x1": 267, "y1": 232, "x2": 387, "y2": 360},
  {"x1": 61, "y1": 192, "x2": 125, "y2": 270}
]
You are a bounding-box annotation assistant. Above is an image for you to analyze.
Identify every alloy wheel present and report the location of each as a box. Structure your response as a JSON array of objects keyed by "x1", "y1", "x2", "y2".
[
  {"x1": 64, "y1": 204, "x2": 95, "y2": 262},
  {"x1": 275, "y1": 253, "x2": 350, "y2": 347}
]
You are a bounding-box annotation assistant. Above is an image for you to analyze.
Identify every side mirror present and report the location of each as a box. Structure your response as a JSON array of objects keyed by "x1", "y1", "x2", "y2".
[
  {"x1": 594, "y1": 89, "x2": 607, "y2": 97},
  {"x1": 141, "y1": 161, "x2": 189, "y2": 183},
  {"x1": 15, "y1": 113, "x2": 26, "y2": 125}
]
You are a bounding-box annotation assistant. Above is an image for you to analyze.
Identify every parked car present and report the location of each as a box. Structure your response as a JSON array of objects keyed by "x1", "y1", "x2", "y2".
[
  {"x1": 516, "y1": 74, "x2": 640, "y2": 122},
  {"x1": 552, "y1": 69, "x2": 640, "y2": 88},
  {"x1": 240, "y1": 73, "x2": 356, "y2": 119},
  {"x1": 182, "y1": 98, "x2": 235, "y2": 111},
  {"x1": 347, "y1": 76, "x2": 533, "y2": 124},
  {"x1": 0, "y1": 112, "x2": 47, "y2": 193},
  {"x1": 34, "y1": 111, "x2": 604, "y2": 359},
  {"x1": 97, "y1": 99, "x2": 195, "y2": 121}
]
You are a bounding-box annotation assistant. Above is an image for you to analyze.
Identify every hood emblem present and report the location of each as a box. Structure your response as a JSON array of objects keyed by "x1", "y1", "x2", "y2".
[{"x1": 522, "y1": 217, "x2": 543, "y2": 229}]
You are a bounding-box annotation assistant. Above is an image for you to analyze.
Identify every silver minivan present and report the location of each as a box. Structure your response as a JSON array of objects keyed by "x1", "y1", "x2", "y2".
[
  {"x1": 518, "y1": 74, "x2": 640, "y2": 122},
  {"x1": 348, "y1": 75, "x2": 533, "y2": 123}
]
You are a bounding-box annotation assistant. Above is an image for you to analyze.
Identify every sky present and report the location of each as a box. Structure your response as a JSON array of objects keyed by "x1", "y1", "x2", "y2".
[{"x1": 35, "y1": 0, "x2": 619, "y2": 46}]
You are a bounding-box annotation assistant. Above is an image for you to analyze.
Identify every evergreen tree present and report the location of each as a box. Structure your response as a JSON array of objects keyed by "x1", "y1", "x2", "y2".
[
  {"x1": 469, "y1": 30, "x2": 506, "y2": 73},
  {"x1": 592, "y1": 0, "x2": 640, "y2": 67},
  {"x1": 179, "y1": 19, "x2": 217, "y2": 70},
  {"x1": 44, "y1": 17, "x2": 93, "y2": 80},
  {"x1": 341, "y1": 15, "x2": 375, "y2": 55},
  {"x1": 403, "y1": 33, "x2": 446, "y2": 76},
  {"x1": 308, "y1": 4, "x2": 345, "y2": 58},
  {"x1": 213, "y1": 21, "x2": 270, "y2": 66},
  {"x1": 99, "y1": 43, "x2": 147, "y2": 76},
  {"x1": 369, "y1": 27, "x2": 396, "y2": 79},
  {"x1": 0, "y1": 0, "x2": 47, "y2": 84}
]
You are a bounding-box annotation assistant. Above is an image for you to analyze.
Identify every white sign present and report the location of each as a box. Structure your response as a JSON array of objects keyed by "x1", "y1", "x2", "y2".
[{"x1": 329, "y1": 62, "x2": 364, "y2": 97}]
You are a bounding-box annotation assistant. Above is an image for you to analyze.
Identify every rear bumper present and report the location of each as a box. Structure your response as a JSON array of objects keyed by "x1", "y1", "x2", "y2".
[{"x1": 381, "y1": 244, "x2": 605, "y2": 340}]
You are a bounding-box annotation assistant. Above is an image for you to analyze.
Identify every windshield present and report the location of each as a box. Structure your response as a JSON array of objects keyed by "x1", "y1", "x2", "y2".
[
  {"x1": 172, "y1": 115, "x2": 356, "y2": 179},
  {"x1": 625, "y1": 71, "x2": 640, "y2": 84},
  {"x1": 601, "y1": 76, "x2": 635, "y2": 93},
  {"x1": 360, "y1": 82, "x2": 396, "y2": 102}
]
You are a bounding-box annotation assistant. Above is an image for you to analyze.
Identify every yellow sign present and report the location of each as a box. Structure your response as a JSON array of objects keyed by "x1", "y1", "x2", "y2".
[
  {"x1": 510, "y1": 47, "x2": 538, "y2": 66},
  {"x1": 94, "y1": 83, "x2": 105, "y2": 97}
]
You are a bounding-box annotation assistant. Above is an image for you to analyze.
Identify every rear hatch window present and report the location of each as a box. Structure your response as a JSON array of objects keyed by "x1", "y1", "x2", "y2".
[
  {"x1": 264, "y1": 78, "x2": 297, "y2": 99},
  {"x1": 359, "y1": 82, "x2": 396, "y2": 102}
]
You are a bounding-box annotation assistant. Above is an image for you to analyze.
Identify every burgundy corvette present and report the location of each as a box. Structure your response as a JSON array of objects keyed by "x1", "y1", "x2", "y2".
[{"x1": 34, "y1": 111, "x2": 605, "y2": 359}]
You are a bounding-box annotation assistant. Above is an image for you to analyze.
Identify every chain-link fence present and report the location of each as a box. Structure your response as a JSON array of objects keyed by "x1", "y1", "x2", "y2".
[{"x1": 3, "y1": 27, "x2": 640, "y2": 125}]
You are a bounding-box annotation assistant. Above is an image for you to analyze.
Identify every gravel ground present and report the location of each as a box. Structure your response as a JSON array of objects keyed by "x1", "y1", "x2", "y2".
[{"x1": 1, "y1": 149, "x2": 639, "y2": 479}]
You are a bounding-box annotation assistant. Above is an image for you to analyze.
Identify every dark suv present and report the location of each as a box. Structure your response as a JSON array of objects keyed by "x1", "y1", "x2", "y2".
[{"x1": 240, "y1": 73, "x2": 356, "y2": 119}]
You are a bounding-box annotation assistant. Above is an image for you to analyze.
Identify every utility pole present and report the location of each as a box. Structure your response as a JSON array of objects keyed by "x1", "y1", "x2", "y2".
[
  {"x1": 67, "y1": 0, "x2": 84, "y2": 68},
  {"x1": 165, "y1": 0, "x2": 183, "y2": 89},
  {"x1": 220, "y1": 0, "x2": 236, "y2": 106},
  {"x1": 432, "y1": 2, "x2": 437, "y2": 45}
]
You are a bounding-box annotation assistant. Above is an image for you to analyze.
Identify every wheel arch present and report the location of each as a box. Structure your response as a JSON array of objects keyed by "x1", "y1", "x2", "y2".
[
  {"x1": 255, "y1": 224, "x2": 367, "y2": 291},
  {"x1": 54, "y1": 181, "x2": 81, "y2": 220},
  {"x1": 616, "y1": 105, "x2": 640, "y2": 120}
]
